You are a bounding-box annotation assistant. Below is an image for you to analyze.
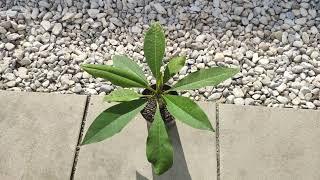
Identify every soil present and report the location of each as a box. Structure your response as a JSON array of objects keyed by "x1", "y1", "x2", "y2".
[{"x1": 140, "y1": 84, "x2": 177, "y2": 126}]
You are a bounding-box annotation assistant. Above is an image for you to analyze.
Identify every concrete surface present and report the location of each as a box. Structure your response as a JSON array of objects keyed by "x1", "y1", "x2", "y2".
[
  {"x1": 3, "y1": 90, "x2": 320, "y2": 180},
  {"x1": 0, "y1": 91, "x2": 86, "y2": 180},
  {"x1": 74, "y1": 97, "x2": 217, "y2": 180},
  {"x1": 219, "y1": 104, "x2": 320, "y2": 180}
]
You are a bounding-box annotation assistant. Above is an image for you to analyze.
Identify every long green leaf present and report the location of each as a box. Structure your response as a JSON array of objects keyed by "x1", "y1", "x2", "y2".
[
  {"x1": 113, "y1": 55, "x2": 148, "y2": 84},
  {"x1": 104, "y1": 89, "x2": 142, "y2": 102},
  {"x1": 144, "y1": 22, "x2": 165, "y2": 81},
  {"x1": 81, "y1": 64, "x2": 149, "y2": 88},
  {"x1": 81, "y1": 99, "x2": 147, "y2": 145},
  {"x1": 171, "y1": 67, "x2": 239, "y2": 91},
  {"x1": 163, "y1": 95, "x2": 214, "y2": 131},
  {"x1": 163, "y1": 56, "x2": 186, "y2": 83},
  {"x1": 146, "y1": 106, "x2": 173, "y2": 175}
]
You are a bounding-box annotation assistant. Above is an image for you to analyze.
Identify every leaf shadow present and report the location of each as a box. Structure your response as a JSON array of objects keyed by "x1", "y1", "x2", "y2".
[
  {"x1": 136, "y1": 171, "x2": 149, "y2": 180},
  {"x1": 152, "y1": 124, "x2": 192, "y2": 180}
]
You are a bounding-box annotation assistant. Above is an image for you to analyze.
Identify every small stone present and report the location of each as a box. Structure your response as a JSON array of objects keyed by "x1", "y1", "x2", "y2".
[
  {"x1": 254, "y1": 67, "x2": 264, "y2": 74},
  {"x1": 190, "y1": 5, "x2": 201, "y2": 12},
  {"x1": 6, "y1": 10, "x2": 17, "y2": 18},
  {"x1": 208, "y1": 93, "x2": 222, "y2": 100},
  {"x1": 90, "y1": 43, "x2": 98, "y2": 50},
  {"x1": 6, "y1": 81, "x2": 16, "y2": 87},
  {"x1": 253, "y1": 81, "x2": 262, "y2": 90},
  {"x1": 41, "y1": 32, "x2": 51, "y2": 43},
  {"x1": 100, "y1": 84, "x2": 113, "y2": 93},
  {"x1": 276, "y1": 83, "x2": 287, "y2": 93},
  {"x1": 295, "y1": 18, "x2": 307, "y2": 25},
  {"x1": 273, "y1": 31, "x2": 283, "y2": 41},
  {"x1": 131, "y1": 26, "x2": 142, "y2": 34},
  {"x1": 153, "y1": 3, "x2": 167, "y2": 14},
  {"x1": 233, "y1": 87, "x2": 244, "y2": 98},
  {"x1": 258, "y1": 58, "x2": 269, "y2": 65},
  {"x1": 292, "y1": 65, "x2": 304, "y2": 73},
  {"x1": 196, "y1": 63, "x2": 205, "y2": 69},
  {"x1": 259, "y1": 16, "x2": 268, "y2": 25},
  {"x1": 0, "y1": 26, "x2": 7, "y2": 34},
  {"x1": 310, "y1": 26, "x2": 318, "y2": 34},
  {"x1": 13, "y1": 49, "x2": 24, "y2": 60},
  {"x1": 43, "y1": 12, "x2": 53, "y2": 20},
  {"x1": 244, "y1": 98, "x2": 254, "y2": 105},
  {"x1": 179, "y1": 66, "x2": 188, "y2": 75},
  {"x1": 52, "y1": 23, "x2": 62, "y2": 35},
  {"x1": 300, "y1": 87, "x2": 311, "y2": 95},
  {"x1": 300, "y1": 8, "x2": 308, "y2": 16},
  {"x1": 40, "y1": 20, "x2": 51, "y2": 31},
  {"x1": 7, "y1": 33, "x2": 21, "y2": 41},
  {"x1": 259, "y1": 42, "x2": 269, "y2": 51},
  {"x1": 252, "y1": 94, "x2": 260, "y2": 100},
  {"x1": 245, "y1": 51, "x2": 254, "y2": 58},
  {"x1": 42, "y1": 80, "x2": 50, "y2": 87},
  {"x1": 310, "y1": 51, "x2": 319, "y2": 59},
  {"x1": 314, "y1": 100, "x2": 320, "y2": 107},
  {"x1": 277, "y1": 96, "x2": 289, "y2": 104},
  {"x1": 61, "y1": 12, "x2": 75, "y2": 21},
  {"x1": 301, "y1": 32, "x2": 309, "y2": 44},
  {"x1": 284, "y1": 71, "x2": 295, "y2": 80},
  {"x1": 17, "y1": 67, "x2": 29, "y2": 79},
  {"x1": 109, "y1": 17, "x2": 123, "y2": 27},
  {"x1": 196, "y1": 35, "x2": 206, "y2": 43},
  {"x1": 293, "y1": 41, "x2": 303, "y2": 47},
  {"x1": 214, "y1": 53, "x2": 224, "y2": 61},
  {"x1": 87, "y1": 9, "x2": 100, "y2": 18},
  {"x1": 101, "y1": 28, "x2": 108, "y2": 36},
  {"x1": 282, "y1": 32, "x2": 288, "y2": 44},
  {"x1": 31, "y1": 8, "x2": 39, "y2": 19},
  {"x1": 292, "y1": 97, "x2": 301, "y2": 105},
  {"x1": 86, "y1": 88, "x2": 97, "y2": 95},
  {"x1": 5, "y1": 73, "x2": 16, "y2": 81},
  {"x1": 252, "y1": 53, "x2": 259, "y2": 62},
  {"x1": 5, "y1": 43, "x2": 15, "y2": 50},
  {"x1": 73, "y1": 84, "x2": 82, "y2": 93},
  {"x1": 20, "y1": 58, "x2": 31, "y2": 66},
  {"x1": 306, "y1": 102, "x2": 315, "y2": 109},
  {"x1": 234, "y1": 7, "x2": 244, "y2": 16},
  {"x1": 38, "y1": 0, "x2": 51, "y2": 8},
  {"x1": 234, "y1": 98, "x2": 245, "y2": 105}
]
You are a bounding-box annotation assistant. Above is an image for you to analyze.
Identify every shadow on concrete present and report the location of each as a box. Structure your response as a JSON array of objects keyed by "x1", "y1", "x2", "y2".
[
  {"x1": 136, "y1": 171, "x2": 149, "y2": 180},
  {"x1": 152, "y1": 125, "x2": 192, "y2": 180}
]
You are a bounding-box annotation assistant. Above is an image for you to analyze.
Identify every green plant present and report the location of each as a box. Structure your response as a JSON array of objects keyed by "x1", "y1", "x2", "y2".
[{"x1": 80, "y1": 22, "x2": 239, "y2": 175}]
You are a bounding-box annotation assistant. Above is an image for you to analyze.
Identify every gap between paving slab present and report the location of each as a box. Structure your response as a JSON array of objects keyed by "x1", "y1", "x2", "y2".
[{"x1": 70, "y1": 95, "x2": 90, "y2": 180}]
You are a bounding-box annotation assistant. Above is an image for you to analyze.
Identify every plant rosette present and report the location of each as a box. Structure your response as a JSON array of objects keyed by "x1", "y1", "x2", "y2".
[{"x1": 80, "y1": 22, "x2": 239, "y2": 175}]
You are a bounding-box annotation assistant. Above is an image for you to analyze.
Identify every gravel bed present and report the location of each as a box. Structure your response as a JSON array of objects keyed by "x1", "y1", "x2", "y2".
[{"x1": 0, "y1": 0, "x2": 320, "y2": 109}]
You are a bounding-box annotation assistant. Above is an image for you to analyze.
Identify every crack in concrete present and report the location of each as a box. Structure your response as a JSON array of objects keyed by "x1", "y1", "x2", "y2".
[{"x1": 70, "y1": 95, "x2": 91, "y2": 180}]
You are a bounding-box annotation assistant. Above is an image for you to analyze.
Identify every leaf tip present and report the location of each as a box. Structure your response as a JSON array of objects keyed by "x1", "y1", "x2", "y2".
[
  {"x1": 232, "y1": 67, "x2": 241, "y2": 74},
  {"x1": 80, "y1": 64, "x2": 90, "y2": 71}
]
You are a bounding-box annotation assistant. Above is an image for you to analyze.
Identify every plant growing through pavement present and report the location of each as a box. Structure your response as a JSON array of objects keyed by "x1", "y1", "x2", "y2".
[{"x1": 80, "y1": 22, "x2": 239, "y2": 175}]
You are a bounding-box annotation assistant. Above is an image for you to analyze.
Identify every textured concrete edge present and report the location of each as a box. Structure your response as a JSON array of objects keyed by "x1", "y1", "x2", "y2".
[{"x1": 70, "y1": 95, "x2": 91, "y2": 180}]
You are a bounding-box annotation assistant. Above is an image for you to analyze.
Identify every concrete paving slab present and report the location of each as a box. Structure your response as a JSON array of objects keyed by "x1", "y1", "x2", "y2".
[
  {"x1": 0, "y1": 91, "x2": 87, "y2": 180},
  {"x1": 219, "y1": 104, "x2": 320, "y2": 180},
  {"x1": 75, "y1": 97, "x2": 217, "y2": 180}
]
